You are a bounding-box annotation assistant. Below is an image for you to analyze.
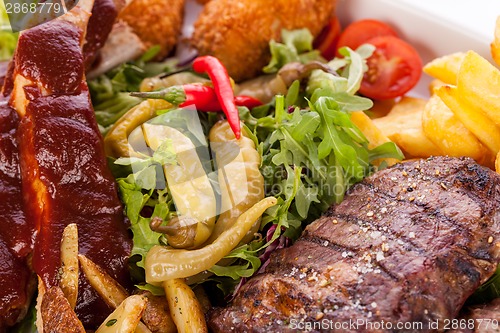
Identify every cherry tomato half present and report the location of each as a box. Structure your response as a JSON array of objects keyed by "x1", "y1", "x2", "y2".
[
  {"x1": 336, "y1": 19, "x2": 398, "y2": 56},
  {"x1": 313, "y1": 17, "x2": 342, "y2": 60},
  {"x1": 359, "y1": 35, "x2": 423, "y2": 100}
]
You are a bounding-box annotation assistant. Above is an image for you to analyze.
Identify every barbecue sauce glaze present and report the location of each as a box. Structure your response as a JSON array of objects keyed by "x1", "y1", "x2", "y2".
[{"x1": 13, "y1": 19, "x2": 132, "y2": 328}]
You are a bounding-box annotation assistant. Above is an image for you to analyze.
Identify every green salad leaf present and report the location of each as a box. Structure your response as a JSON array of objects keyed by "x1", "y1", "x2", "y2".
[
  {"x1": 106, "y1": 28, "x2": 403, "y2": 299},
  {"x1": 88, "y1": 48, "x2": 179, "y2": 134},
  {"x1": 115, "y1": 139, "x2": 176, "y2": 270},
  {"x1": 263, "y1": 28, "x2": 322, "y2": 73},
  {"x1": 0, "y1": 1, "x2": 18, "y2": 61}
]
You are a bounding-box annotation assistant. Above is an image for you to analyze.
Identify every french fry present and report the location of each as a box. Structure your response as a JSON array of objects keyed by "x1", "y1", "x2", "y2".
[
  {"x1": 78, "y1": 254, "x2": 128, "y2": 308},
  {"x1": 423, "y1": 52, "x2": 466, "y2": 85},
  {"x1": 79, "y1": 254, "x2": 170, "y2": 333},
  {"x1": 95, "y1": 295, "x2": 148, "y2": 333},
  {"x1": 350, "y1": 111, "x2": 399, "y2": 166},
  {"x1": 492, "y1": 16, "x2": 500, "y2": 66},
  {"x1": 372, "y1": 97, "x2": 442, "y2": 158},
  {"x1": 163, "y1": 279, "x2": 208, "y2": 333},
  {"x1": 436, "y1": 85, "x2": 500, "y2": 154},
  {"x1": 422, "y1": 94, "x2": 487, "y2": 161},
  {"x1": 457, "y1": 51, "x2": 500, "y2": 127},
  {"x1": 60, "y1": 224, "x2": 79, "y2": 309},
  {"x1": 428, "y1": 79, "x2": 446, "y2": 95}
]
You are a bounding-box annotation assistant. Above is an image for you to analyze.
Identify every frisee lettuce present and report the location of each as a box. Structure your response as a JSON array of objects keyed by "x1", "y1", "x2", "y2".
[
  {"x1": 88, "y1": 47, "x2": 179, "y2": 134},
  {"x1": 263, "y1": 28, "x2": 322, "y2": 74},
  {"x1": 115, "y1": 139, "x2": 176, "y2": 272}
]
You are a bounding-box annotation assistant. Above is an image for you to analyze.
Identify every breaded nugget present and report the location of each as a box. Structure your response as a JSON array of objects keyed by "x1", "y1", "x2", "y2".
[
  {"x1": 118, "y1": 0, "x2": 185, "y2": 59},
  {"x1": 191, "y1": 0, "x2": 336, "y2": 81}
]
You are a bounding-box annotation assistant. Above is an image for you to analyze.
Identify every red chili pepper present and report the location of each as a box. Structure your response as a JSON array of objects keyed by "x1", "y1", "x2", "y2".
[
  {"x1": 131, "y1": 84, "x2": 263, "y2": 118},
  {"x1": 131, "y1": 84, "x2": 220, "y2": 111},
  {"x1": 234, "y1": 95, "x2": 263, "y2": 109},
  {"x1": 192, "y1": 56, "x2": 241, "y2": 139},
  {"x1": 179, "y1": 84, "x2": 221, "y2": 112}
]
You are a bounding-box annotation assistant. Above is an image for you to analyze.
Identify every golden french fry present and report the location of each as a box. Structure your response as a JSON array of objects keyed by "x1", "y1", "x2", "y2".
[
  {"x1": 350, "y1": 111, "x2": 399, "y2": 166},
  {"x1": 496, "y1": 151, "x2": 500, "y2": 174},
  {"x1": 423, "y1": 52, "x2": 466, "y2": 85},
  {"x1": 163, "y1": 279, "x2": 208, "y2": 333},
  {"x1": 422, "y1": 94, "x2": 487, "y2": 161},
  {"x1": 436, "y1": 85, "x2": 500, "y2": 154},
  {"x1": 373, "y1": 97, "x2": 442, "y2": 158},
  {"x1": 95, "y1": 295, "x2": 148, "y2": 333},
  {"x1": 78, "y1": 255, "x2": 169, "y2": 333},
  {"x1": 60, "y1": 224, "x2": 79, "y2": 309},
  {"x1": 457, "y1": 51, "x2": 500, "y2": 127},
  {"x1": 428, "y1": 79, "x2": 446, "y2": 95},
  {"x1": 78, "y1": 254, "x2": 128, "y2": 309},
  {"x1": 492, "y1": 16, "x2": 500, "y2": 66}
]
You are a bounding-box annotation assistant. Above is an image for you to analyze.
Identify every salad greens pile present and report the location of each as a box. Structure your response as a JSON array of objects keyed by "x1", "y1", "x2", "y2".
[
  {"x1": 88, "y1": 46, "x2": 179, "y2": 134},
  {"x1": 89, "y1": 27, "x2": 500, "y2": 305},
  {"x1": 96, "y1": 29, "x2": 405, "y2": 297}
]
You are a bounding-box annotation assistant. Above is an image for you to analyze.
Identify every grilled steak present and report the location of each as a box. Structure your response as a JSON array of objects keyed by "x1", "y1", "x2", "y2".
[{"x1": 209, "y1": 156, "x2": 500, "y2": 332}]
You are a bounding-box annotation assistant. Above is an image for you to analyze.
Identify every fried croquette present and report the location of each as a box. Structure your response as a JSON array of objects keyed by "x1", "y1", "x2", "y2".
[
  {"x1": 118, "y1": 0, "x2": 185, "y2": 59},
  {"x1": 191, "y1": 0, "x2": 336, "y2": 81}
]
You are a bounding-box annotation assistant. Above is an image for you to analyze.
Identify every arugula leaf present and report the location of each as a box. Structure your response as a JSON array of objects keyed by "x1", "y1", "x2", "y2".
[
  {"x1": 106, "y1": 29, "x2": 404, "y2": 300},
  {"x1": 209, "y1": 246, "x2": 261, "y2": 279},
  {"x1": 306, "y1": 44, "x2": 375, "y2": 96}
]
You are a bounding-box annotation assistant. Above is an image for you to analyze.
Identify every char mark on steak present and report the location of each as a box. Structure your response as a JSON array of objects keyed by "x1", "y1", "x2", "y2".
[{"x1": 209, "y1": 156, "x2": 500, "y2": 333}]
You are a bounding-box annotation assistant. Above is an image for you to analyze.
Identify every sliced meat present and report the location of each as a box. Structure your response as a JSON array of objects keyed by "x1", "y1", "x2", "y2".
[
  {"x1": 209, "y1": 156, "x2": 500, "y2": 333},
  {"x1": 83, "y1": 0, "x2": 122, "y2": 69}
]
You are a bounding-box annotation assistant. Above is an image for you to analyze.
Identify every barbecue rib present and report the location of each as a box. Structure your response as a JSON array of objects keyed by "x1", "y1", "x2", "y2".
[
  {"x1": 8, "y1": 2, "x2": 132, "y2": 329},
  {"x1": 83, "y1": 0, "x2": 122, "y2": 69},
  {"x1": 209, "y1": 156, "x2": 500, "y2": 332},
  {"x1": 0, "y1": 95, "x2": 34, "y2": 331}
]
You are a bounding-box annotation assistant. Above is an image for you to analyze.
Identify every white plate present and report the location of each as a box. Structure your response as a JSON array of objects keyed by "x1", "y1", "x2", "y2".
[{"x1": 336, "y1": 0, "x2": 499, "y2": 97}]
